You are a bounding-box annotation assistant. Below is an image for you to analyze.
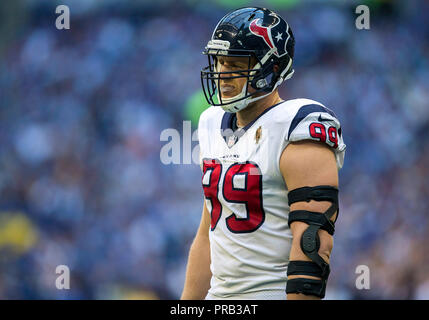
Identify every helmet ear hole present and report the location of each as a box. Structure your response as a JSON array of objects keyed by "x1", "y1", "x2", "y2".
[{"x1": 273, "y1": 64, "x2": 280, "y2": 73}]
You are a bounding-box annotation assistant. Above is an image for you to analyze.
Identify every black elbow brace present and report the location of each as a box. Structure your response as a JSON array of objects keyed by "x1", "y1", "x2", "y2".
[{"x1": 285, "y1": 186, "x2": 339, "y2": 299}]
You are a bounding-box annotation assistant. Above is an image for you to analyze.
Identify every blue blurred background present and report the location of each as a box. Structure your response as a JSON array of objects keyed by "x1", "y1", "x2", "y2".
[{"x1": 0, "y1": 0, "x2": 428, "y2": 299}]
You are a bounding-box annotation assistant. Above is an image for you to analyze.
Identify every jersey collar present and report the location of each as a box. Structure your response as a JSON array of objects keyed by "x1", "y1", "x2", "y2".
[{"x1": 220, "y1": 100, "x2": 284, "y2": 148}]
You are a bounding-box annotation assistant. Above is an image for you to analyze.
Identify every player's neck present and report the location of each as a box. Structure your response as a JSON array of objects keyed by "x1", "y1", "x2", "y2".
[{"x1": 235, "y1": 91, "x2": 283, "y2": 128}]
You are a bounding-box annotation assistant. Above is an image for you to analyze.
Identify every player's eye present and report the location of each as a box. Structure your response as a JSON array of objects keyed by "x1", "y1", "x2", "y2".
[{"x1": 228, "y1": 64, "x2": 244, "y2": 70}]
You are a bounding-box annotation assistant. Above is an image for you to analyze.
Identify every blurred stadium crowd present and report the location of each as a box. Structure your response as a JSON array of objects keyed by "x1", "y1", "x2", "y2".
[{"x1": 0, "y1": 0, "x2": 428, "y2": 299}]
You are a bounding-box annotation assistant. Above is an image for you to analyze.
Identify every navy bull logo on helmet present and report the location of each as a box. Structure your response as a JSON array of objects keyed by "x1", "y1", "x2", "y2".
[{"x1": 249, "y1": 16, "x2": 291, "y2": 58}]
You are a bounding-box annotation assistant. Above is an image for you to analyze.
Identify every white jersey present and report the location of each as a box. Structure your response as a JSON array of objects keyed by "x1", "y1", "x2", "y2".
[{"x1": 197, "y1": 98, "x2": 346, "y2": 299}]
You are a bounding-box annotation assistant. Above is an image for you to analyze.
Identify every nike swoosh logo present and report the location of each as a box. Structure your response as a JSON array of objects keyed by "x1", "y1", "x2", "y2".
[{"x1": 318, "y1": 114, "x2": 332, "y2": 122}]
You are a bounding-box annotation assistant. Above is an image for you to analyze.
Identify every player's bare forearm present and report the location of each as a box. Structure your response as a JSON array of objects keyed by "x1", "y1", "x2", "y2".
[
  {"x1": 181, "y1": 203, "x2": 212, "y2": 300},
  {"x1": 181, "y1": 234, "x2": 211, "y2": 299}
]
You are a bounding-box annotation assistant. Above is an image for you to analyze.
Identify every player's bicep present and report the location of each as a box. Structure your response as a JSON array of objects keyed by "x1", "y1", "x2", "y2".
[{"x1": 280, "y1": 140, "x2": 338, "y2": 221}]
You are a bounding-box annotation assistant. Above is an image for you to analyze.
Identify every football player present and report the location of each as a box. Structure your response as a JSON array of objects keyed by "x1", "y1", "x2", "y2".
[{"x1": 181, "y1": 7, "x2": 346, "y2": 300}]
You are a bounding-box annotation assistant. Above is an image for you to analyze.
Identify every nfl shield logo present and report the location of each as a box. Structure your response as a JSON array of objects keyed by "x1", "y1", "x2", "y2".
[{"x1": 227, "y1": 134, "x2": 237, "y2": 148}]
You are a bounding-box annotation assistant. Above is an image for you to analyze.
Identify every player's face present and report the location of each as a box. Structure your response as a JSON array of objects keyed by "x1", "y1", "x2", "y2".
[{"x1": 216, "y1": 56, "x2": 257, "y2": 99}]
